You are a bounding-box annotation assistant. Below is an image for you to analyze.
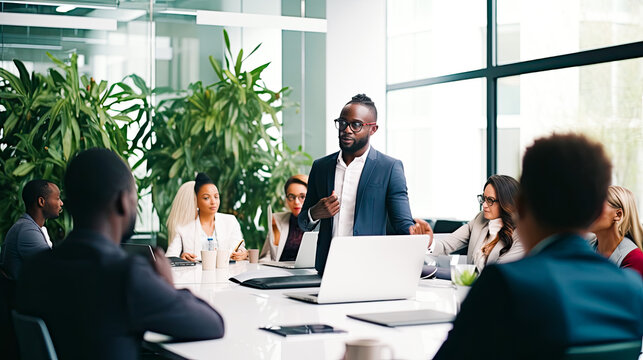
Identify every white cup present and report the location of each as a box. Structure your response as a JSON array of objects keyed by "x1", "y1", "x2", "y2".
[
  {"x1": 216, "y1": 249, "x2": 230, "y2": 268},
  {"x1": 248, "y1": 249, "x2": 259, "y2": 263},
  {"x1": 201, "y1": 250, "x2": 217, "y2": 271},
  {"x1": 344, "y1": 339, "x2": 394, "y2": 360}
]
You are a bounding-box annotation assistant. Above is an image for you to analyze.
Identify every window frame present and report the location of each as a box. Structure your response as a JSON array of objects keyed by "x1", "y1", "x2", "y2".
[{"x1": 386, "y1": 0, "x2": 643, "y2": 178}]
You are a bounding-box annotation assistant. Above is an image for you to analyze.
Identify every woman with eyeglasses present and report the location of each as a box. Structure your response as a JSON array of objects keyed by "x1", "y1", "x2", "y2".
[
  {"x1": 259, "y1": 175, "x2": 309, "y2": 261},
  {"x1": 588, "y1": 186, "x2": 643, "y2": 278},
  {"x1": 432, "y1": 175, "x2": 524, "y2": 271}
]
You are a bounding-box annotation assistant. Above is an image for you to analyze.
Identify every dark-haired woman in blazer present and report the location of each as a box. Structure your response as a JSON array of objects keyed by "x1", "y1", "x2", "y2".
[
  {"x1": 432, "y1": 175, "x2": 524, "y2": 271},
  {"x1": 166, "y1": 173, "x2": 248, "y2": 262}
]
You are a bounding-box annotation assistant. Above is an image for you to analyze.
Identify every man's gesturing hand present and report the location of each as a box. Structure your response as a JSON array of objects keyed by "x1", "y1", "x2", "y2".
[{"x1": 309, "y1": 190, "x2": 340, "y2": 221}]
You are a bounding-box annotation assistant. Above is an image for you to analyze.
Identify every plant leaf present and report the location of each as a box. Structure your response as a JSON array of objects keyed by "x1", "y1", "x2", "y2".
[
  {"x1": 234, "y1": 48, "x2": 243, "y2": 76},
  {"x1": 13, "y1": 59, "x2": 32, "y2": 95},
  {"x1": 12, "y1": 162, "x2": 35, "y2": 177}
]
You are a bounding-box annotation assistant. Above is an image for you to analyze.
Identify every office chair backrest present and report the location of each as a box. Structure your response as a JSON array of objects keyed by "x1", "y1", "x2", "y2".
[
  {"x1": 0, "y1": 269, "x2": 19, "y2": 359},
  {"x1": 12, "y1": 310, "x2": 58, "y2": 360},
  {"x1": 433, "y1": 220, "x2": 467, "y2": 233},
  {"x1": 562, "y1": 340, "x2": 642, "y2": 360}
]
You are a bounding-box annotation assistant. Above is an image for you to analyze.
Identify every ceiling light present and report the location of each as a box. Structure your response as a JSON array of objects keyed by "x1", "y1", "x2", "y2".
[
  {"x1": 55, "y1": 5, "x2": 76, "y2": 13},
  {"x1": 0, "y1": 13, "x2": 117, "y2": 31},
  {"x1": 196, "y1": 10, "x2": 326, "y2": 33}
]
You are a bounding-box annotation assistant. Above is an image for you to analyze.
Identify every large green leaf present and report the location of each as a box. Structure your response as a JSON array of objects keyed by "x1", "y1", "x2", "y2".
[
  {"x1": 13, "y1": 59, "x2": 32, "y2": 95},
  {"x1": 12, "y1": 162, "x2": 35, "y2": 177}
]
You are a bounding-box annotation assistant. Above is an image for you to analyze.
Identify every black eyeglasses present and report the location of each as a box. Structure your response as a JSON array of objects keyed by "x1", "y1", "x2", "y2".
[
  {"x1": 286, "y1": 194, "x2": 306, "y2": 202},
  {"x1": 334, "y1": 118, "x2": 376, "y2": 133},
  {"x1": 477, "y1": 195, "x2": 499, "y2": 207}
]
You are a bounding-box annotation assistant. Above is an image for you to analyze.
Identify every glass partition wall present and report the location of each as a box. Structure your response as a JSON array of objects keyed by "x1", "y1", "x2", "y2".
[
  {"x1": 387, "y1": 0, "x2": 643, "y2": 221},
  {"x1": 1, "y1": 0, "x2": 326, "y2": 237}
]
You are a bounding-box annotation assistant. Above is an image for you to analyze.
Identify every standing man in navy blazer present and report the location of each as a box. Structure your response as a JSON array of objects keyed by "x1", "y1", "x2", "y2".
[
  {"x1": 299, "y1": 94, "x2": 432, "y2": 274},
  {"x1": 434, "y1": 134, "x2": 643, "y2": 359}
]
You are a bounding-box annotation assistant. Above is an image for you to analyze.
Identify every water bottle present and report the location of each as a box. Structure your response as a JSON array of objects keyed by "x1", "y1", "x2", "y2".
[{"x1": 207, "y1": 237, "x2": 214, "y2": 251}]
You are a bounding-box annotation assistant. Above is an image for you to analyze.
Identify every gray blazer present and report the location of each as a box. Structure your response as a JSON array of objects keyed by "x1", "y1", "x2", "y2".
[
  {"x1": 433, "y1": 212, "x2": 524, "y2": 270},
  {"x1": 0, "y1": 213, "x2": 50, "y2": 279}
]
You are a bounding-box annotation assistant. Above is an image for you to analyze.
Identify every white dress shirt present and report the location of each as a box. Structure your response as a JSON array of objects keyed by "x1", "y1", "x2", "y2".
[
  {"x1": 308, "y1": 146, "x2": 370, "y2": 238},
  {"x1": 41, "y1": 226, "x2": 53, "y2": 248}
]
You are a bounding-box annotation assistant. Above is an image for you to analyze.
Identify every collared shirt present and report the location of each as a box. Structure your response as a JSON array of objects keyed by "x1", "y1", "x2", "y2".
[
  {"x1": 333, "y1": 146, "x2": 370, "y2": 237},
  {"x1": 41, "y1": 226, "x2": 53, "y2": 248},
  {"x1": 307, "y1": 146, "x2": 371, "y2": 238}
]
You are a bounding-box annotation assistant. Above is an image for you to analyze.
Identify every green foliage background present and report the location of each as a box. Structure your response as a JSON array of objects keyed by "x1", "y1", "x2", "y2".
[
  {"x1": 0, "y1": 53, "x2": 148, "y2": 243},
  {"x1": 141, "y1": 31, "x2": 311, "y2": 249},
  {"x1": 0, "y1": 30, "x2": 311, "y2": 249}
]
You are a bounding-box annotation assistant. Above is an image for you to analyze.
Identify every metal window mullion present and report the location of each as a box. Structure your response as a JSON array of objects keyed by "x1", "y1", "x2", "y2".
[{"x1": 486, "y1": 0, "x2": 497, "y2": 178}]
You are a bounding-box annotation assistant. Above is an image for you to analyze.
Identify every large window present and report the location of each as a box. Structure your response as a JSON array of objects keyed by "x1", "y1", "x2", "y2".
[
  {"x1": 387, "y1": 0, "x2": 486, "y2": 83},
  {"x1": 387, "y1": 79, "x2": 486, "y2": 220},
  {"x1": 498, "y1": 58, "x2": 643, "y2": 199},
  {"x1": 387, "y1": 0, "x2": 643, "y2": 220},
  {"x1": 497, "y1": 0, "x2": 643, "y2": 64}
]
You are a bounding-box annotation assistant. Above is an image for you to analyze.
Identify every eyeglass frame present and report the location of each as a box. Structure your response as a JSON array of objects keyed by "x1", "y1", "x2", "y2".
[
  {"x1": 477, "y1": 194, "x2": 499, "y2": 207},
  {"x1": 334, "y1": 118, "x2": 377, "y2": 133},
  {"x1": 286, "y1": 194, "x2": 306, "y2": 202}
]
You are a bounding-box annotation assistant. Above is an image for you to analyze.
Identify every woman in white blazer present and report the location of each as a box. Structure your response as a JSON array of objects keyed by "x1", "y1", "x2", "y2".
[
  {"x1": 432, "y1": 175, "x2": 524, "y2": 271},
  {"x1": 259, "y1": 175, "x2": 308, "y2": 262},
  {"x1": 166, "y1": 173, "x2": 247, "y2": 262}
]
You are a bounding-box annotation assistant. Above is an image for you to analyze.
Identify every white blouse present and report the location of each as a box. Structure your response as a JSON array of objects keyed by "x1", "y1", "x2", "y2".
[{"x1": 166, "y1": 213, "x2": 246, "y2": 261}]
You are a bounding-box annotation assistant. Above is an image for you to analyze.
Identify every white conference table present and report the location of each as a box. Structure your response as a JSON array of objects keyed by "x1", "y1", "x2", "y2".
[{"x1": 147, "y1": 261, "x2": 457, "y2": 360}]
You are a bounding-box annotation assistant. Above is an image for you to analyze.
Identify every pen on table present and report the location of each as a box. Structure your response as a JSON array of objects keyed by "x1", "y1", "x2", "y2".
[{"x1": 234, "y1": 239, "x2": 244, "y2": 252}]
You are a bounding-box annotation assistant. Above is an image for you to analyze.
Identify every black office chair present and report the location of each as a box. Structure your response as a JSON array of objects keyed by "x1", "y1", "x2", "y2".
[
  {"x1": 433, "y1": 219, "x2": 467, "y2": 233},
  {"x1": 0, "y1": 268, "x2": 19, "y2": 359},
  {"x1": 562, "y1": 339, "x2": 642, "y2": 360},
  {"x1": 12, "y1": 310, "x2": 58, "y2": 360},
  {"x1": 432, "y1": 219, "x2": 468, "y2": 255}
]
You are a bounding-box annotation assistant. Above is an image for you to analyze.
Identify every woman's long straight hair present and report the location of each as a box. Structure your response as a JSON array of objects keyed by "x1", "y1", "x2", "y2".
[{"x1": 166, "y1": 181, "x2": 197, "y2": 246}]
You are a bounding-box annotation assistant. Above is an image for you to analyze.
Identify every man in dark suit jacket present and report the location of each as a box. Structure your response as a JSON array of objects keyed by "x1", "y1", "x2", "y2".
[
  {"x1": 16, "y1": 149, "x2": 225, "y2": 360},
  {"x1": 0, "y1": 179, "x2": 63, "y2": 279},
  {"x1": 434, "y1": 134, "x2": 643, "y2": 360},
  {"x1": 299, "y1": 94, "x2": 431, "y2": 274}
]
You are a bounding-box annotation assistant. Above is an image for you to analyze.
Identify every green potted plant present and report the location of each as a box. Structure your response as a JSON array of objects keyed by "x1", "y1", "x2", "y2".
[
  {"x1": 451, "y1": 264, "x2": 478, "y2": 311},
  {"x1": 141, "y1": 30, "x2": 311, "y2": 250},
  {"x1": 0, "y1": 53, "x2": 148, "y2": 243}
]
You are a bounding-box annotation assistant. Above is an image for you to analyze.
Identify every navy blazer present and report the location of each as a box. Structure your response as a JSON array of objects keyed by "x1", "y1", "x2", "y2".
[
  {"x1": 434, "y1": 233, "x2": 643, "y2": 360},
  {"x1": 299, "y1": 148, "x2": 415, "y2": 273},
  {"x1": 16, "y1": 230, "x2": 225, "y2": 360}
]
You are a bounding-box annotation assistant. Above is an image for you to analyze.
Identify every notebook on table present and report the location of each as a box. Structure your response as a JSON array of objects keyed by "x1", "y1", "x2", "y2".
[
  {"x1": 229, "y1": 268, "x2": 319, "y2": 289},
  {"x1": 262, "y1": 232, "x2": 318, "y2": 269},
  {"x1": 347, "y1": 309, "x2": 455, "y2": 327},
  {"x1": 284, "y1": 235, "x2": 430, "y2": 304}
]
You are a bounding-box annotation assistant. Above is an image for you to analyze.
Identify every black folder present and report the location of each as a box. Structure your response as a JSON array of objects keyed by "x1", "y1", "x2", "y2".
[{"x1": 230, "y1": 274, "x2": 321, "y2": 289}]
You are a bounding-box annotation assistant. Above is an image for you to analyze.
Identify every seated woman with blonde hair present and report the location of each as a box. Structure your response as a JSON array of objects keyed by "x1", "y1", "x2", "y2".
[
  {"x1": 589, "y1": 185, "x2": 643, "y2": 278},
  {"x1": 259, "y1": 174, "x2": 308, "y2": 261},
  {"x1": 166, "y1": 173, "x2": 248, "y2": 261}
]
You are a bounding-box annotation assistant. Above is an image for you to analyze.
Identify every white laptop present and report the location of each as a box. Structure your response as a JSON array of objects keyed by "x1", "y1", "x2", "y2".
[
  {"x1": 262, "y1": 232, "x2": 318, "y2": 269},
  {"x1": 285, "y1": 235, "x2": 430, "y2": 304}
]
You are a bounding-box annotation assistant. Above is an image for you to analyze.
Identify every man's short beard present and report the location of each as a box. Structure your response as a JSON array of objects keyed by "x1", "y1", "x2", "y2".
[
  {"x1": 121, "y1": 212, "x2": 137, "y2": 244},
  {"x1": 339, "y1": 135, "x2": 369, "y2": 154}
]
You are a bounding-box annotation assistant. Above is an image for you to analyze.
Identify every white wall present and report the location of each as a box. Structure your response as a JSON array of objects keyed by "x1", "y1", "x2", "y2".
[{"x1": 326, "y1": 0, "x2": 387, "y2": 154}]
